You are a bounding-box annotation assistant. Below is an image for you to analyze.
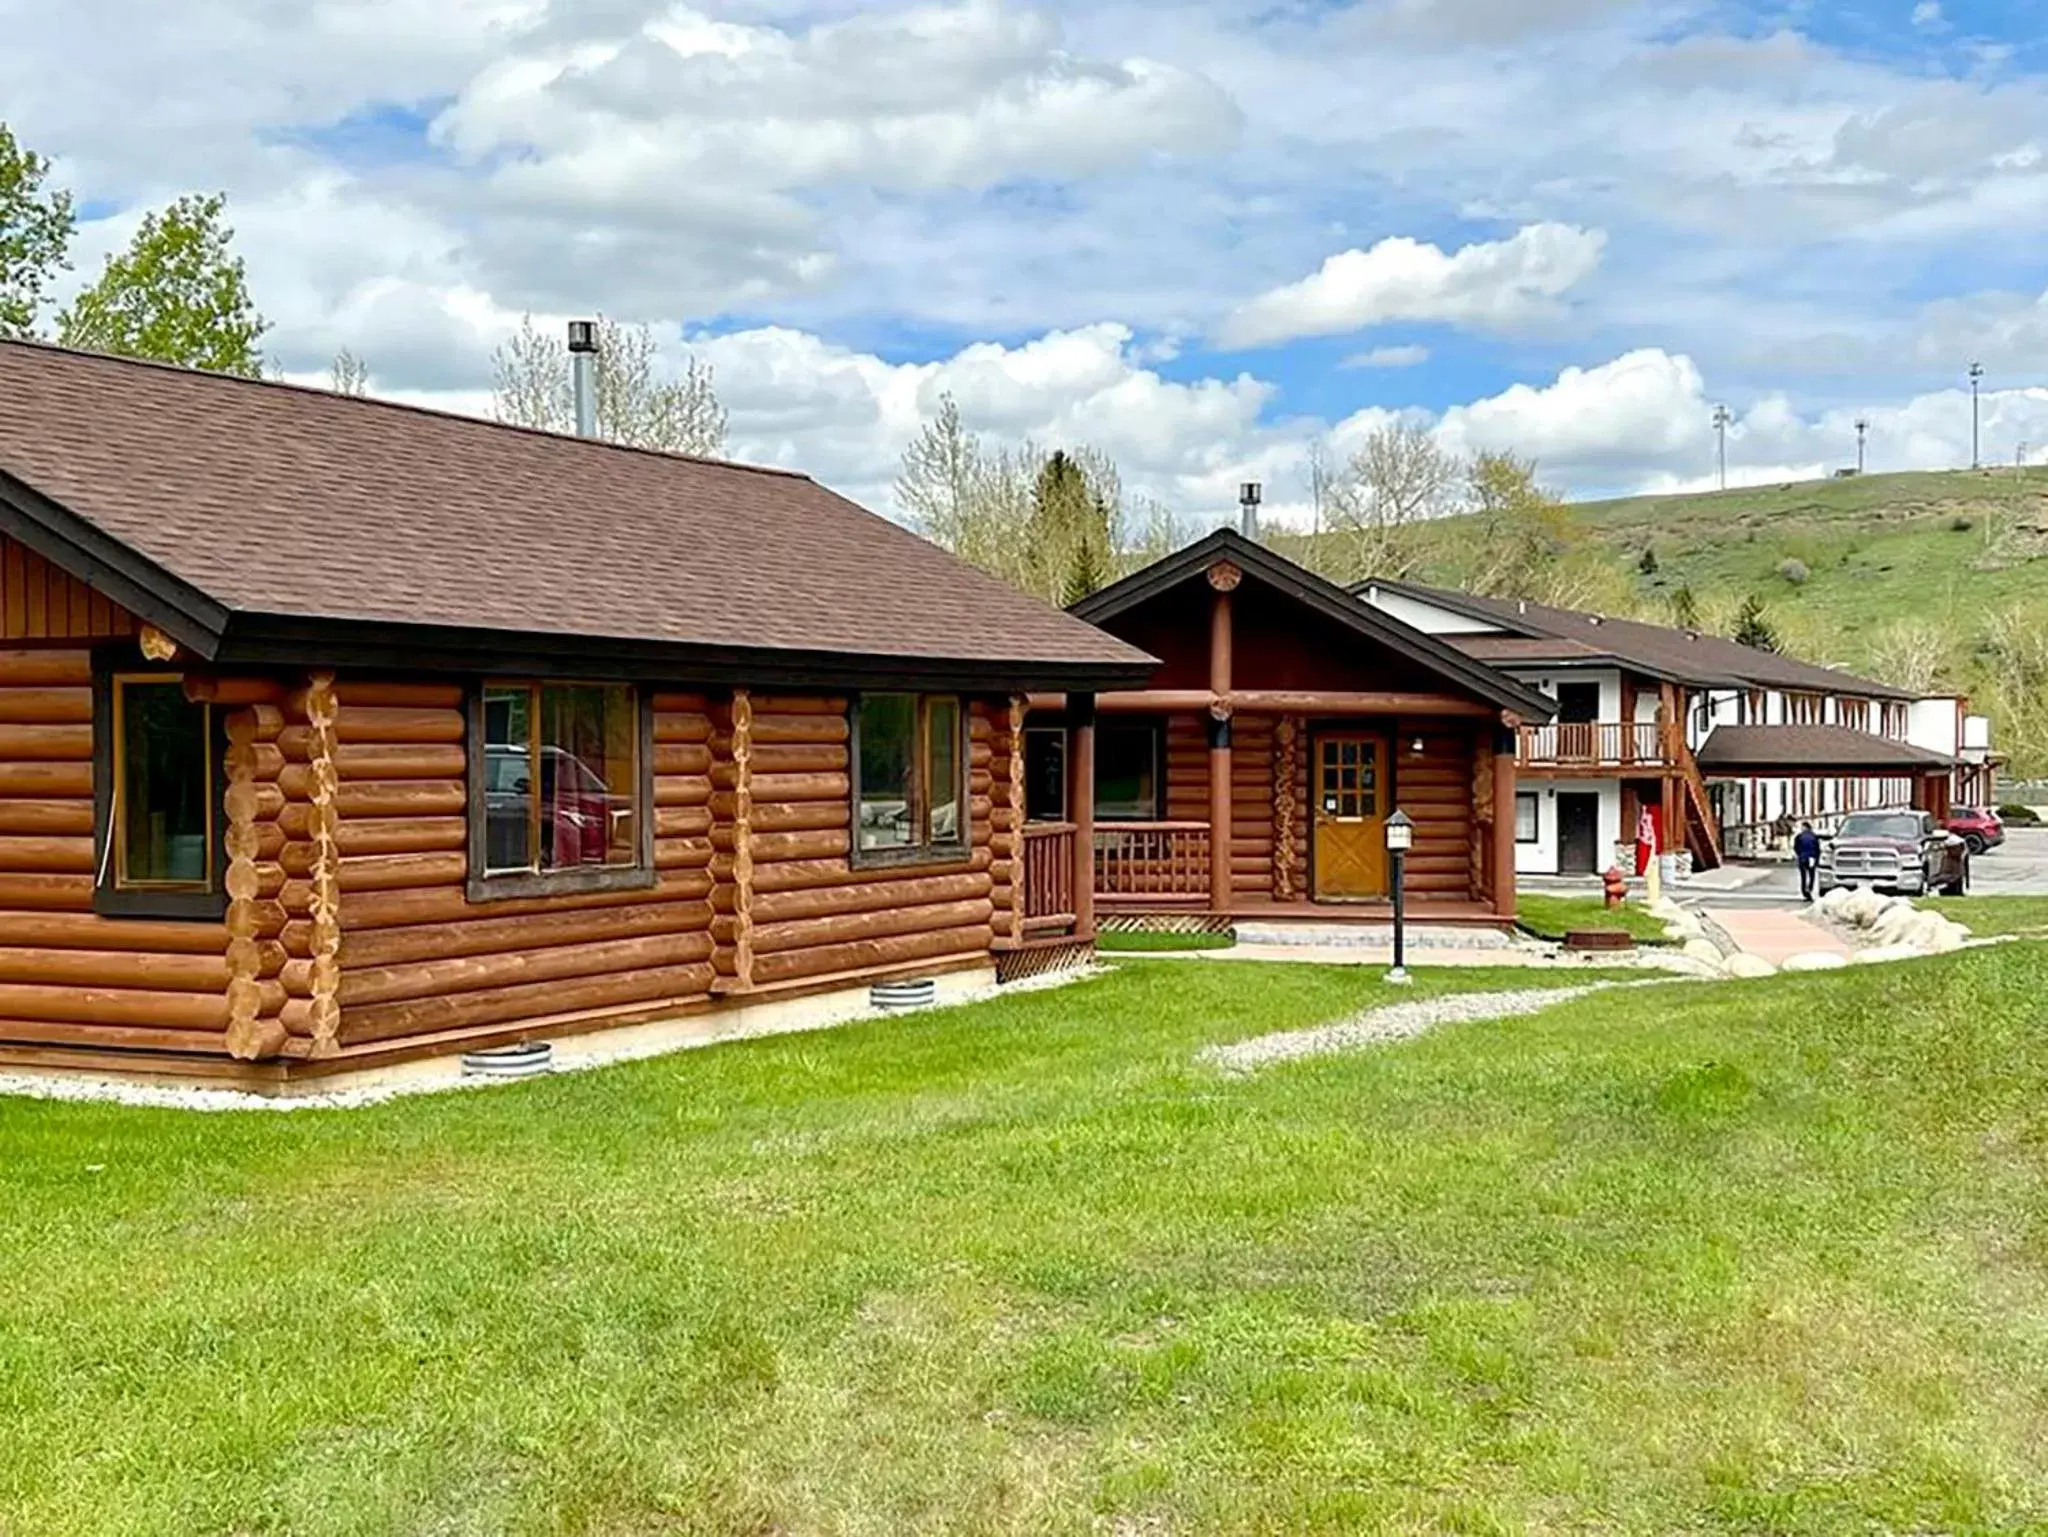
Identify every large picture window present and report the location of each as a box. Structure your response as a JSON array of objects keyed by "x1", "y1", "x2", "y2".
[
  {"x1": 1095, "y1": 725, "x2": 1160, "y2": 820},
  {"x1": 854, "y1": 694, "x2": 966, "y2": 862},
  {"x1": 472, "y1": 681, "x2": 648, "y2": 897},
  {"x1": 94, "y1": 672, "x2": 224, "y2": 919}
]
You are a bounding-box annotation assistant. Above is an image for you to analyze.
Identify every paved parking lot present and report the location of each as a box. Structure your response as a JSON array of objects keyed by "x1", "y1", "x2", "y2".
[{"x1": 1524, "y1": 826, "x2": 2048, "y2": 907}]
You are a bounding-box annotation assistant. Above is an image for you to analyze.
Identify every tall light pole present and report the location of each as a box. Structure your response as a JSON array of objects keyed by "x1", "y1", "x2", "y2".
[
  {"x1": 1970, "y1": 362, "x2": 1985, "y2": 469},
  {"x1": 1855, "y1": 416, "x2": 1868, "y2": 475},
  {"x1": 1712, "y1": 404, "x2": 1732, "y2": 491}
]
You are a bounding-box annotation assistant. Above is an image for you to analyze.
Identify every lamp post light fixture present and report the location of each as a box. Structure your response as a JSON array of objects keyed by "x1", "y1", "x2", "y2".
[{"x1": 1386, "y1": 809, "x2": 1415, "y2": 986}]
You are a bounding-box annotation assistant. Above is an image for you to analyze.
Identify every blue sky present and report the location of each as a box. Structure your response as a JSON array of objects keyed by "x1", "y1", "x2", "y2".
[{"x1": 8, "y1": 0, "x2": 2048, "y2": 522}]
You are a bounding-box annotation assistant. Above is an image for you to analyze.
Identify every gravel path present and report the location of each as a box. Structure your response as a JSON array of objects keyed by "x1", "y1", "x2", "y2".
[{"x1": 1200, "y1": 983, "x2": 1629, "y2": 1075}]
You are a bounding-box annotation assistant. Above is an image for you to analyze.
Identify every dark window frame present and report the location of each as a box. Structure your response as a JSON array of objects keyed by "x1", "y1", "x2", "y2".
[
  {"x1": 464, "y1": 679, "x2": 656, "y2": 904},
  {"x1": 1023, "y1": 726, "x2": 1069, "y2": 824},
  {"x1": 1515, "y1": 791, "x2": 1540, "y2": 844},
  {"x1": 1094, "y1": 721, "x2": 1163, "y2": 822},
  {"x1": 90, "y1": 654, "x2": 229, "y2": 921},
  {"x1": 849, "y1": 692, "x2": 972, "y2": 870}
]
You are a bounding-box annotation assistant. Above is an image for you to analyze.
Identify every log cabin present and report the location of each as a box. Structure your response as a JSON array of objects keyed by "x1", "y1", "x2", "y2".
[
  {"x1": 0, "y1": 338, "x2": 1154, "y2": 1086},
  {"x1": 1018, "y1": 531, "x2": 1556, "y2": 930}
]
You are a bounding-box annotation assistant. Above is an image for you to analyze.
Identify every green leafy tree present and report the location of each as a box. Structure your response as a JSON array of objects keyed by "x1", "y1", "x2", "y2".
[
  {"x1": 1732, "y1": 594, "x2": 1779, "y2": 652},
  {"x1": 1026, "y1": 450, "x2": 1114, "y2": 605},
  {"x1": 58, "y1": 193, "x2": 267, "y2": 374},
  {"x1": 0, "y1": 121, "x2": 74, "y2": 337},
  {"x1": 1671, "y1": 586, "x2": 1700, "y2": 630}
]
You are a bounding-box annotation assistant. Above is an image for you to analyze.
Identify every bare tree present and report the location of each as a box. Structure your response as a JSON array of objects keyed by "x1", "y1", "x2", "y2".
[
  {"x1": 328, "y1": 348, "x2": 369, "y2": 397},
  {"x1": 1865, "y1": 617, "x2": 1946, "y2": 694},
  {"x1": 491, "y1": 314, "x2": 727, "y2": 456},
  {"x1": 1322, "y1": 422, "x2": 1460, "y2": 581}
]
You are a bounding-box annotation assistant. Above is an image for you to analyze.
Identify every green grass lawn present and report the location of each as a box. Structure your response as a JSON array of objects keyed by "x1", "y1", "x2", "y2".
[
  {"x1": 6, "y1": 955, "x2": 2048, "y2": 1534},
  {"x1": 1515, "y1": 892, "x2": 1670, "y2": 944},
  {"x1": 1095, "y1": 928, "x2": 1236, "y2": 952},
  {"x1": 1924, "y1": 895, "x2": 2048, "y2": 938}
]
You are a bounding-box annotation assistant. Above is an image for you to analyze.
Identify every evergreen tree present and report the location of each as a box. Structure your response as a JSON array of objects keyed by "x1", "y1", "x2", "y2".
[
  {"x1": 1638, "y1": 545, "x2": 1659, "y2": 576},
  {"x1": 1671, "y1": 586, "x2": 1700, "y2": 630},
  {"x1": 1732, "y1": 594, "x2": 1779, "y2": 652}
]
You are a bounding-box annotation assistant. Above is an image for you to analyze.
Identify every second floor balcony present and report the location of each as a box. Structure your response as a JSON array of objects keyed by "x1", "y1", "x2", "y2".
[{"x1": 1517, "y1": 720, "x2": 1680, "y2": 772}]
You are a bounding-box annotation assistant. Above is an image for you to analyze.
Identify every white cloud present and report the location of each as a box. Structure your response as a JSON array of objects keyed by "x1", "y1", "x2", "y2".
[
  {"x1": 1912, "y1": 1, "x2": 1945, "y2": 29},
  {"x1": 1218, "y1": 223, "x2": 1605, "y2": 349},
  {"x1": 1342, "y1": 344, "x2": 1432, "y2": 369}
]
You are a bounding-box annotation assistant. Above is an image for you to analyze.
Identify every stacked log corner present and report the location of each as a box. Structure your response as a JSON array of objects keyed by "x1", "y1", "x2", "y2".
[{"x1": 988, "y1": 695, "x2": 1025, "y2": 949}]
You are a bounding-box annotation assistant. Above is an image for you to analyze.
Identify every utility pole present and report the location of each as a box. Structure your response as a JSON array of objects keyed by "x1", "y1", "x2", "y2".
[
  {"x1": 1969, "y1": 361, "x2": 1985, "y2": 469},
  {"x1": 1712, "y1": 404, "x2": 1732, "y2": 491},
  {"x1": 1855, "y1": 416, "x2": 1868, "y2": 475}
]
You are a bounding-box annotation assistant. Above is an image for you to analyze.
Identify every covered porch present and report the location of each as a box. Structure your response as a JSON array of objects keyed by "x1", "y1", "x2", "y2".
[{"x1": 1005, "y1": 530, "x2": 1556, "y2": 941}]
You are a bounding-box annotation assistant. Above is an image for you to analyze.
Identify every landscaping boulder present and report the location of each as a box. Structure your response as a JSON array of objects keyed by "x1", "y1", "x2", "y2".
[
  {"x1": 1682, "y1": 939, "x2": 1725, "y2": 967},
  {"x1": 1852, "y1": 944, "x2": 1924, "y2": 967},
  {"x1": 1781, "y1": 951, "x2": 1850, "y2": 972},
  {"x1": 1839, "y1": 890, "x2": 1887, "y2": 929},
  {"x1": 1721, "y1": 953, "x2": 1778, "y2": 980}
]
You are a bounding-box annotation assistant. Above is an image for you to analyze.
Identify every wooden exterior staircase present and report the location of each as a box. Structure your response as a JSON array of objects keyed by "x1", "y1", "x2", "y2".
[{"x1": 1665, "y1": 723, "x2": 1723, "y2": 871}]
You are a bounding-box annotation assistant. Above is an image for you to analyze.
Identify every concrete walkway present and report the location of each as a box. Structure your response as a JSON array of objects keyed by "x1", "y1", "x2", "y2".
[{"x1": 1701, "y1": 906, "x2": 1854, "y2": 966}]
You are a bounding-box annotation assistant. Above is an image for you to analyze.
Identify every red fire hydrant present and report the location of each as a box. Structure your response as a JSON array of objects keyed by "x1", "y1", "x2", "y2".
[{"x1": 1602, "y1": 865, "x2": 1628, "y2": 909}]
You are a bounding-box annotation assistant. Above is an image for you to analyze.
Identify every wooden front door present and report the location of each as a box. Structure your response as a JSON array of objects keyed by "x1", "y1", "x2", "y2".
[
  {"x1": 1557, "y1": 792, "x2": 1601, "y2": 874},
  {"x1": 1312, "y1": 733, "x2": 1388, "y2": 899}
]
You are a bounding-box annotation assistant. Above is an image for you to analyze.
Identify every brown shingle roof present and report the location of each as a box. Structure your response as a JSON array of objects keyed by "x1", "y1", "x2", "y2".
[
  {"x1": 1695, "y1": 724, "x2": 1952, "y2": 773},
  {"x1": 1362, "y1": 578, "x2": 1918, "y2": 701},
  {"x1": 0, "y1": 340, "x2": 1154, "y2": 687}
]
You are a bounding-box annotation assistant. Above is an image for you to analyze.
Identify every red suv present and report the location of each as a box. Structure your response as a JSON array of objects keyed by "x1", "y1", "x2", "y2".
[{"x1": 1944, "y1": 806, "x2": 2005, "y2": 855}]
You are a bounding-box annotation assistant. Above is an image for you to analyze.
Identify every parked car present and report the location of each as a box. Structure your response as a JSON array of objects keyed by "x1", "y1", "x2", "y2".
[
  {"x1": 1943, "y1": 805, "x2": 2005, "y2": 855},
  {"x1": 1819, "y1": 810, "x2": 1968, "y2": 898},
  {"x1": 485, "y1": 744, "x2": 634, "y2": 871}
]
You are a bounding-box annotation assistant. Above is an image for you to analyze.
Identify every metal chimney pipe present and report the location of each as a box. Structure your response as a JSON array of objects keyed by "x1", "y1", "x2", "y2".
[
  {"x1": 567, "y1": 320, "x2": 598, "y2": 438},
  {"x1": 1239, "y1": 481, "x2": 1262, "y2": 539}
]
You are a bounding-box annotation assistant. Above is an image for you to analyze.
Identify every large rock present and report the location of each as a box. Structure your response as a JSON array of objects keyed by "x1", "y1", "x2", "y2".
[
  {"x1": 1852, "y1": 944, "x2": 1924, "y2": 966},
  {"x1": 1664, "y1": 916, "x2": 1705, "y2": 942},
  {"x1": 1817, "y1": 886, "x2": 1855, "y2": 918},
  {"x1": 1682, "y1": 938, "x2": 1725, "y2": 967},
  {"x1": 1782, "y1": 950, "x2": 1851, "y2": 972},
  {"x1": 1839, "y1": 889, "x2": 1888, "y2": 929},
  {"x1": 1870, "y1": 903, "x2": 1921, "y2": 946},
  {"x1": 1722, "y1": 953, "x2": 1778, "y2": 980}
]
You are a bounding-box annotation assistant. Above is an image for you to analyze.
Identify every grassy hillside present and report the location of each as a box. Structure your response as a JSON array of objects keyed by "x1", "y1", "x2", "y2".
[
  {"x1": 1569, "y1": 467, "x2": 2048, "y2": 672},
  {"x1": 1308, "y1": 466, "x2": 2048, "y2": 773}
]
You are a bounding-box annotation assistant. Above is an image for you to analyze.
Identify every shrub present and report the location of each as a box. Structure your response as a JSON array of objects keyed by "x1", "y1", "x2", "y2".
[
  {"x1": 1776, "y1": 557, "x2": 1810, "y2": 586},
  {"x1": 1638, "y1": 546, "x2": 1659, "y2": 576},
  {"x1": 1999, "y1": 803, "x2": 2042, "y2": 825},
  {"x1": 1952, "y1": 516, "x2": 1976, "y2": 532}
]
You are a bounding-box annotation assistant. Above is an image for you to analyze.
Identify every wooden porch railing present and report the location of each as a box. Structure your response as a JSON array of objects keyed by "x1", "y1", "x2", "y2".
[
  {"x1": 1094, "y1": 821, "x2": 1212, "y2": 904},
  {"x1": 1020, "y1": 821, "x2": 1078, "y2": 934},
  {"x1": 1517, "y1": 721, "x2": 1669, "y2": 769}
]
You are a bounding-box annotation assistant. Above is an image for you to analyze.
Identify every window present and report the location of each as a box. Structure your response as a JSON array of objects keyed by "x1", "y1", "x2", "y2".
[
  {"x1": 472, "y1": 682, "x2": 647, "y2": 896},
  {"x1": 1095, "y1": 725, "x2": 1160, "y2": 820},
  {"x1": 96, "y1": 674, "x2": 224, "y2": 917},
  {"x1": 1515, "y1": 792, "x2": 1540, "y2": 843},
  {"x1": 1024, "y1": 728, "x2": 1068, "y2": 823},
  {"x1": 854, "y1": 694, "x2": 966, "y2": 862}
]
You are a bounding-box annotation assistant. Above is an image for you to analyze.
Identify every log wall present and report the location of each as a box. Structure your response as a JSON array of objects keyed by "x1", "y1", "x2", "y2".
[
  {"x1": 0, "y1": 666, "x2": 1013, "y2": 1064},
  {"x1": 1161, "y1": 714, "x2": 1278, "y2": 898},
  {"x1": 0, "y1": 646, "x2": 235, "y2": 1056},
  {"x1": 1393, "y1": 721, "x2": 1478, "y2": 901}
]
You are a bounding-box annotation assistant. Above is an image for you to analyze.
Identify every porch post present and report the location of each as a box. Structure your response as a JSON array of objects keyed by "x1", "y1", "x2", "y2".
[
  {"x1": 1070, "y1": 693, "x2": 1097, "y2": 942},
  {"x1": 1209, "y1": 711, "x2": 1234, "y2": 915},
  {"x1": 1492, "y1": 721, "x2": 1518, "y2": 919},
  {"x1": 1207, "y1": 560, "x2": 1239, "y2": 917}
]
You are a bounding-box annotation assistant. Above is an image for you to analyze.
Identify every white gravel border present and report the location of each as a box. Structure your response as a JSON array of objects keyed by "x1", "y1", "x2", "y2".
[
  {"x1": 1200, "y1": 981, "x2": 1649, "y2": 1074},
  {"x1": 0, "y1": 964, "x2": 1103, "y2": 1114}
]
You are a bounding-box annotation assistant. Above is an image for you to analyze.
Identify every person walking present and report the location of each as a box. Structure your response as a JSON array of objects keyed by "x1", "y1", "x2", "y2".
[{"x1": 1794, "y1": 821, "x2": 1823, "y2": 902}]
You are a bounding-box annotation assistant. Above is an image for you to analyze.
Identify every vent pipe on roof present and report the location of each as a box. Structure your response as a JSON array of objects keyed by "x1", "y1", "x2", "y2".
[
  {"x1": 1240, "y1": 481, "x2": 1262, "y2": 539},
  {"x1": 568, "y1": 320, "x2": 598, "y2": 438}
]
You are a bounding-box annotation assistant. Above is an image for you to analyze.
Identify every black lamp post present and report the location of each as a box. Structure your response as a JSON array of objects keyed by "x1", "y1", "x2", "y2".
[{"x1": 1386, "y1": 809, "x2": 1414, "y2": 985}]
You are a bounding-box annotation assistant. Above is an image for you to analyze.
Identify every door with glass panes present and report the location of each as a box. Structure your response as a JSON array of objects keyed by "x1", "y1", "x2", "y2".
[{"x1": 1311, "y1": 733, "x2": 1389, "y2": 899}]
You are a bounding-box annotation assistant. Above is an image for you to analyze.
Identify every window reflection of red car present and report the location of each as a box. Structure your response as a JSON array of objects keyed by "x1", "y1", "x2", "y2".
[{"x1": 486, "y1": 745, "x2": 632, "y2": 870}]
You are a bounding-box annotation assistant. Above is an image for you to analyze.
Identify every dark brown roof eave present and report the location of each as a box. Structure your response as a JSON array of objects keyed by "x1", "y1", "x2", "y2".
[{"x1": 215, "y1": 611, "x2": 1159, "y2": 694}]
